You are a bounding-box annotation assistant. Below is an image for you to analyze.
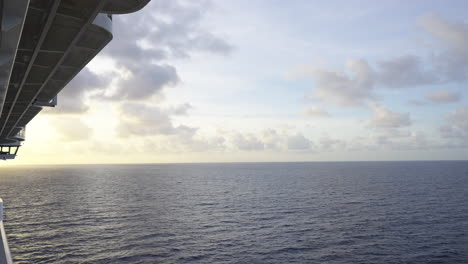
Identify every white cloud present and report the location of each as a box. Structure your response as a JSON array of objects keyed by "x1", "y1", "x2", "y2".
[
  {"x1": 318, "y1": 136, "x2": 346, "y2": 151},
  {"x1": 261, "y1": 129, "x2": 283, "y2": 150},
  {"x1": 98, "y1": 1, "x2": 233, "y2": 101},
  {"x1": 287, "y1": 133, "x2": 312, "y2": 150},
  {"x1": 117, "y1": 102, "x2": 196, "y2": 137},
  {"x1": 48, "y1": 68, "x2": 112, "y2": 114},
  {"x1": 297, "y1": 56, "x2": 439, "y2": 108},
  {"x1": 25, "y1": 5, "x2": 468, "y2": 163},
  {"x1": 419, "y1": 14, "x2": 468, "y2": 81},
  {"x1": 425, "y1": 90, "x2": 461, "y2": 103},
  {"x1": 309, "y1": 59, "x2": 376, "y2": 107},
  {"x1": 53, "y1": 118, "x2": 92, "y2": 142},
  {"x1": 224, "y1": 129, "x2": 316, "y2": 152},
  {"x1": 419, "y1": 14, "x2": 468, "y2": 59},
  {"x1": 291, "y1": 14, "x2": 468, "y2": 110},
  {"x1": 408, "y1": 99, "x2": 428, "y2": 106},
  {"x1": 302, "y1": 106, "x2": 330, "y2": 117},
  {"x1": 440, "y1": 106, "x2": 468, "y2": 138},
  {"x1": 369, "y1": 104, "x2": 411, "y2": 129},
  {"x1": 50, "y1": 0, "x2": 233, "y2": 117},
  {"x1": 377, "y1": 55, "x2": 437, "y2": 88},
  {"x1": 169, "y1": 103, "x2": 193, "y2": 115},
  {"x1": 108, "y1": 64, "x2": 179, "y2": 100},
  {"x1": 231, "y1": 133, "x2": 264, "y2": 151},
  {"x1": 380, "y1": 128, "x2": 411, "y2": 138}
]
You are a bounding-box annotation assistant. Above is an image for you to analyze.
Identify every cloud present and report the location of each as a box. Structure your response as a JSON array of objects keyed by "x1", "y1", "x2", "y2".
[
  {"x1": 309, "y1": 59, "x2": 376, "y2": 107},
  {"x1": 117, "y1": 102, "x2": 195, "y2": 137},
  {"x1": 345, "y1": 129, "x2": 434, "y2": 152},
  {"x1": 287, "y1": 133, "x2": 312, "y2": 150},
  {"x1": 179, "y1": 136, "x2": 226, "y2": 152},
  {"x1": 369, "y1": 104, "x2": 411, "y2": 129},
  {"x1": 227, "y1": 129, "x2": 283, "y2": 151},
  {"x1": 377, "y1": 55, "x2": 437, "y2": 88},
  {"x1": 47, "y1": 68, "x2": 111, "y2": 114},
  {"x1": 98, "y1": 0, "x2": 233, "y2": 101},
  {"x1": 116, "y1": 102, "x2": 227, "y2": 152},
  {"x1": 231, "y1": 133, "x2": 264, "y2": 151},
  {"x1": 302, "y1": 106, "x2": 330, "y2": 117},
  {"x1": 59, "y1": 1, "x2": 233, "y2": 150},
  {"x1": 408, "y1": 99, "x2": 428, "y2": 106},
  {"x1": 261, "y1": 129, "x2": 283, "y2": 150},
  {"x1": 425, "y1": 90, "x2": 461, "y2": 103},
  {"x1": 298, "y1": 56, "x2": 439, "y2": 107},
  {"x1": 419, "y1": 14, "x2": 468, "y2": 81},
  {"x1": 405, "y1": 131, "x2": 430, "y2": 150},
  {"x1": 380, "y1": 128, "x2": 411, "y2": 138},
  {"x1": 50, "y1": 0, "x2": 232, "y2": 114},
  {"x1": 109, "y1": 64, "x2": 179, "y2": 100},
  {"x1": 440, "y1": 106, "x2": 468, "y2": 138},
  {"x1": 318, "y1": 136, "x2": 346, "y2": 151},
  {"x1": 124, "y1": 1, "x2": 232, "y2": 58},
  {"x1": 419, "y1": 14, "x2": 468, "y2": 59},
  {"x1": 381, "y1": 131, "x2": 430, "y2": 150},
  {"x1": 168, "y1": 103, "x2": 193, "y2": 115},
  {"x1": 292, "y1": 15, "x2": 468, "y2": 109},
  {"x1": 300, "y1": 54, "x2": 458, "y2": 108},
  {"x1": 98, "y1": 1, "x2": 235, "y2": 149},
  {"x1": 53, "y1": 118, "x2": 92, "y2": 142},
  {"x1": 223, "y1": 129, "x2": 317, "y2": 152}
]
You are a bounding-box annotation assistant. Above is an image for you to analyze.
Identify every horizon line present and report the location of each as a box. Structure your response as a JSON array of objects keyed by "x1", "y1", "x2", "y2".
[{"x1": 2, "y1": 159, "x2": 468, "y2": 167}]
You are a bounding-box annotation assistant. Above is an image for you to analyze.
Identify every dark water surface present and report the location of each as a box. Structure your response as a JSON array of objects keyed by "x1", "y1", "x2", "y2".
[{"x1": 0, "y1": 161, "x2": 467, "y2": 263}]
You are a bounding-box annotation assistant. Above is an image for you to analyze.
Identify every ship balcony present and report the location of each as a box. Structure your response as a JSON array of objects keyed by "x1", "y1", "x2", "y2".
[
  {"x1": 11, "y1": 127, "x2": 25, "y2": 141},
  {"x1": 0, "y1": 145, "x2": 19, "y2": 160}
]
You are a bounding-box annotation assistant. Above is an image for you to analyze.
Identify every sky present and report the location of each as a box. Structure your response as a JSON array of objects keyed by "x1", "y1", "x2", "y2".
[{"x1": 8, "y1": 0, "x2": 468, "y2": 165}]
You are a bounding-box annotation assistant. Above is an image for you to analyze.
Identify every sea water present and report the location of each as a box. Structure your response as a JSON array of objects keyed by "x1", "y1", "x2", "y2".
[{"x1": 0, "y1": 161, "x2": 467, "y2": 263}]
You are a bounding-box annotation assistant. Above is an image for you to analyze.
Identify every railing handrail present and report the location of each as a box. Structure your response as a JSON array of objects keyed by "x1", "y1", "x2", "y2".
[
  {"x1": 0, "y1": 198, "x2": 13, "y2": 264},
  {"x1": 0, "y1": 199, "x2": 3, "y2": 222}
]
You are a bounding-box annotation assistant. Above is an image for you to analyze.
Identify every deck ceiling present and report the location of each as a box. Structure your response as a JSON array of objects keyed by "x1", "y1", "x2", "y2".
[
  {"x1": 0, "y1": 0, "x2": 110, "y2": 143},
  {"x1": 0, "y1": 0, "x2": 150, "y2": 146}
]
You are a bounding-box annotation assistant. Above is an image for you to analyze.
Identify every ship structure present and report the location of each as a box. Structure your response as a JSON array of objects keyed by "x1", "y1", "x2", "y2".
[
  {"x1": 0, "y1": 0, "x2": 150, "y2": 263},
  {"x1": 0, "y1": 0, "x2": 150, "y2": 160}
]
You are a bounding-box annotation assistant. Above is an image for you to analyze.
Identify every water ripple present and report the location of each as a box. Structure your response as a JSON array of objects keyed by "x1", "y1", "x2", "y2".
[{"x1": 0, "y1": 162, "x2": 467, "y2": 263}]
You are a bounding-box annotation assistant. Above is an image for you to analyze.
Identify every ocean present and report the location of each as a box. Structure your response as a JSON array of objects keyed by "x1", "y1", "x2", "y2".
[{"x1": 0, "y1": 161, "x2": 467, "y2": 263}]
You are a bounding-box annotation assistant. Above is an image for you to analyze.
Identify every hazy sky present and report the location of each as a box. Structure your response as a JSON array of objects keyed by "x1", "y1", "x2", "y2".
[{"x1": 10, "y1": 0, "x2": 468, "y2": 164}]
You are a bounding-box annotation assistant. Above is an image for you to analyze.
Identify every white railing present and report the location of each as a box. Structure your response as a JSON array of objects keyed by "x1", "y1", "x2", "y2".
[{"x1": 0, "y1": 198, "x2": 13, "y2": 264}]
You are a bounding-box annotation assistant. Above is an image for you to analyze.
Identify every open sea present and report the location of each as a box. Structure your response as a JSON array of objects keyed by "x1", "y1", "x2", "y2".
[{"x1": 0, "y1": 161, "x2": 467, "y2": 263}]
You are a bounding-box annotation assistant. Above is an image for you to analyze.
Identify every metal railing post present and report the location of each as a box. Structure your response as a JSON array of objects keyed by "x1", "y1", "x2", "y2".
[{"x1": 0, "y1": 198, "x2": 13, "y2": 264}]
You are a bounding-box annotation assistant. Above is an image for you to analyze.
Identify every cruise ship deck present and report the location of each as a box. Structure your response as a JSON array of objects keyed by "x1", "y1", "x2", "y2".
[{"x1": 0, "y1": 0, "x2": 150, "y2": 262}]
